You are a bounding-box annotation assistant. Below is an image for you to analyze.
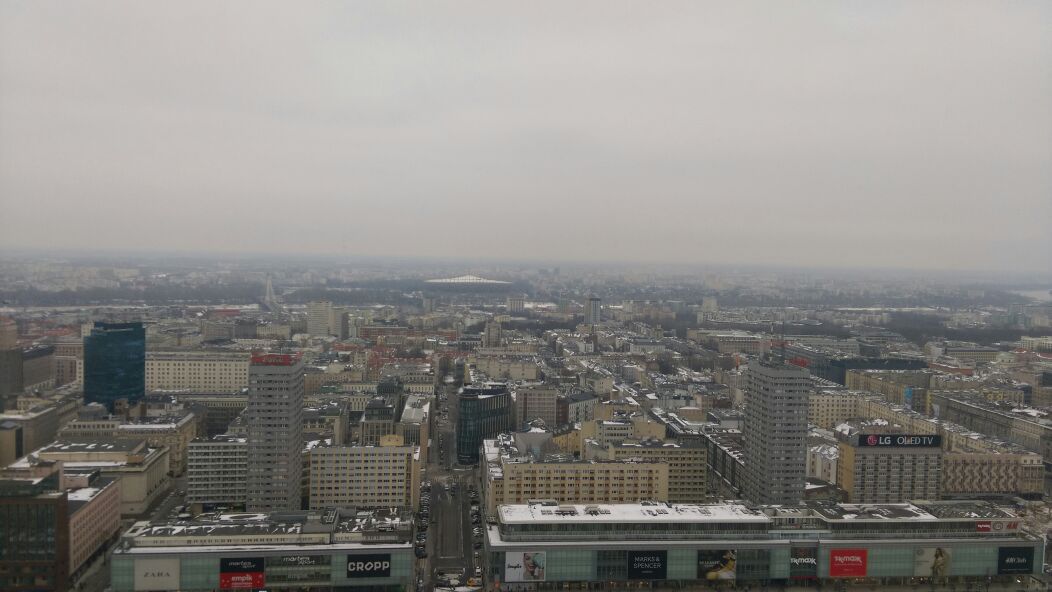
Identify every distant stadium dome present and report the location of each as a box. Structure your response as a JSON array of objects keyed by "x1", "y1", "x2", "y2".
[{"x1": 426, "y1": 275, "x2": 510, "y2": 285}]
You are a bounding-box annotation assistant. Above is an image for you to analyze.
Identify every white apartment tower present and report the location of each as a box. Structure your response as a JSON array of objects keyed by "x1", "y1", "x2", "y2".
[
  {"x1": 742, "y1": 358, "x2": 810, "y2": 505},
  {"x1": 246, "y1": 353, "x2": 304, "y2": 512},
  {"x1": 587, "y1": 296, "x2": 601, "y2": 326},
  {"x1": 306, "y1": 301, "x2": 333, "y2": 336}
]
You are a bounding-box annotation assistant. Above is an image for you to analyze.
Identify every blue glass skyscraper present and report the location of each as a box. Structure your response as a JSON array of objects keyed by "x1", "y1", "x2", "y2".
[{"x1": 83, "y1": 322, "x2": 145, "y2": 411}]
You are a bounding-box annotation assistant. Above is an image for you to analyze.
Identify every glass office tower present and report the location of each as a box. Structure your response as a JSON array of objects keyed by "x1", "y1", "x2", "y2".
[{"x1": 83, "y1": 322, "x2": 146, "y2": 412}]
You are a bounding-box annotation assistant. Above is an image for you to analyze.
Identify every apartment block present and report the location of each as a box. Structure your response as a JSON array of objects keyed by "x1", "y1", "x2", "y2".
[
  {"x1": 808, "y1": 390, "x2": 864, "y2": 429},
  {"x1": 836, "y1": 427, "x2": 942, "y2": 503},
  {"x1": 514, "y1": 384, "x2": 560, "y2": 428},
  {"x1": 145, "y1": 351, "x2": 250, "y2": 393},
  {"x1": 467, "y1": 356, "x2": 541, "y2": 381},
  {"x1": 308, "y1": 438, "x2": 420, "y2": 510},
  {"x1": 186, "y1": 434, "x2": 248, "y2": 510},
  {"x1": 482, "y1": 434, "x2": 669, "y2": 514},
  {"x1": 67, "y1": 474, "x2": 121, "y2": 578},
  {"x1": 587, "y1": 438, "x2": 707, "y2": 503}
]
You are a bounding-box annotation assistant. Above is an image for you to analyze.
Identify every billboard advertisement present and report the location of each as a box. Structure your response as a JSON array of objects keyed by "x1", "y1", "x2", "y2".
[
  {"x1": 268, "y1": 554, "x2": 330, "y2": 567},
  {"x1": 914, "y1": 548, "x2": 950, "y2": 577},
  {"x1": 697, "y1": 550, "x2": 736, "y2": 581},
  {"x1": 858, "y1": 434, "x2": 940, "y2": 448},
  {"x1": 346, "y1": 554, "x2": 392, "y2": 578},
  {"x1": 829, "y1": 549, "x2": 867, "y2": 578},
  {"x1": 266, "y1": 555, "x2": 332, "y2": 586},
  {"x1": 997, "y1": 547, "x2": 1034, "y2": 575},
  {"x1": 627, "y1": 550, "x2": 667, "y2": 580},
  {"x1": 134, "y1": 558, "x2": 180, "y2": 591},
  {"x1": 789, "y1": 547, "x2": 818, "y2": 580},
  {"x1": 504, "y1": 552, "x2": 546, "y2": 582},
  {"x1": 219, "y1": 557, "x2": 265, "y2": 589}
]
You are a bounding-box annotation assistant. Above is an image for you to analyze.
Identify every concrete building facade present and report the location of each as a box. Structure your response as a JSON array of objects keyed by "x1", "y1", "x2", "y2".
[
  {"x1": 187, "y1": 434, "x2": 247, "y2": 510},
  {"x1": 308, "y1": 438, "x2": 420, "y2": 510},
  {"x1": 145, "y1": 351, "x2": 250, "y2": 393},
  {"x1": 245, "y1": 353, "x2": 304, "y2": 512},
  {"x1": 742, "y1": 360, "x2": 810, "y2": 505}
]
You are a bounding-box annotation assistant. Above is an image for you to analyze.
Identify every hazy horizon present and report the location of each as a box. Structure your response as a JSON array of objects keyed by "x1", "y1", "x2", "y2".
[{"x1": 2, "y1": 2, "x2": 1050, "y2": 273}]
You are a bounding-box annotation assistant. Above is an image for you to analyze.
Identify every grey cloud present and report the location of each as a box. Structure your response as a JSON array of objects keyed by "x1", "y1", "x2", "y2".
[{"x1": 1, "y1": 1, "x2": 1049, "y2": 273}]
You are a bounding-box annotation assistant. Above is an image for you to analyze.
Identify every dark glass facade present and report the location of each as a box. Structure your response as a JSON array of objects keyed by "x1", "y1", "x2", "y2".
[
  {"x1": 84, "y1": 322, "x2": 146, "y2": 412},
  {"x1": 456, "y1": 385, "x2": 513, "y2": 464},
  {"x1": 0, "y1": 480, "x2": 70, "y2": 592}
]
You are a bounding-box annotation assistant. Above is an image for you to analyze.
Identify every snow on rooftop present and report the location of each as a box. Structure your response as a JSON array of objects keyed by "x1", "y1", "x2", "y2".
[
  {"x1": 66, "y1": 487, "x2": 102, "y2": 501},
  {"x1": 499, "y1": 502, "x2": 769, "y2": 525}
]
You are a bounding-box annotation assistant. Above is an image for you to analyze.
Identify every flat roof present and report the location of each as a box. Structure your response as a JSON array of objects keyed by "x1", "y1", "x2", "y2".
[
  {"x1": 116, "y1": 542, "x2": 411, "y2": 555},
  {"x1": 810, "y1": 503, "x2": 938, "y2": 521},
  {"x1": 499, "y1": 502, "x2": 770, "y2": 525},
  {"x1": 42, "y1": 440, "x2": 143, "y2": 453}
]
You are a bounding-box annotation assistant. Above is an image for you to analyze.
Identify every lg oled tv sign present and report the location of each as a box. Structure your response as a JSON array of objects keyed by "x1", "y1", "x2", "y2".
[
  {"x1": 829, "y1": 549, "x2": 867, "y2": 578},
  {"x1": 858, "y1": 434, "x2": 941, "y2": 448}
]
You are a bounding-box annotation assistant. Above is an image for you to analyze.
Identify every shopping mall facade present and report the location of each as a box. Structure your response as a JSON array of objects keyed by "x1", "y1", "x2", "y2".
[
  {"x1": 109, "y1": 509, "x2": 415, "y2": 592},
  {"x1": 484, "y1": 500, "x2": 1045, "y2": 590}
]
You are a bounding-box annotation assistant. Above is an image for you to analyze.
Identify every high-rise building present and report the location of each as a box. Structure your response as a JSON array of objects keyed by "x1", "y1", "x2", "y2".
[
  {"x1": 506, "y1": 295, "x2": 525, "y2": 314},
  {"x1": 83, "y1": 322, "x2": 146, "y2": 412},
  {"x1": 0, "y1": 321, "x2": 22, "y2": 410},
  {"x1": 421, "y1": 296, "x2": 436, "y2": 313},
  {"x1": 306, "y1": 301, "x2": 332, "y2": 336},
  {"x1": 53, "y1": 340, "x2": 83, "y2": 388},
  {"x1": 587, "y1": 296, "x2": 601, "y2": 326},
  {"x1": 742, "y1": 359, "x2": 810, "y2": 505},
  {"x1": 0, "y1": 318, "x2": 16, "y2": 351},
  {"x1": 456, "y1": 384, "x2": 513, "y2": 464},
  {"x1": 483, "y1": 319, "x2": 503, "y2": 348},
  {"x1": 0, "y1": 473, "x2": 70, "y2": 592},
  {"x1": 245, "y1": 353, "x2": 304, "y2": 512}
]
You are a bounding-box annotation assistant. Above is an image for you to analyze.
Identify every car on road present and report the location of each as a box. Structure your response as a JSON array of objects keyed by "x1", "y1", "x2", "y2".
[
  {"x1": 473, "y1": 541, "x2": 483, "y2": 550},
  {"x1": 414, "y1": 547, "x2": 427, "y2": 558},
  {"x1": 474, "y1": 566, "x2": 482, "y2": 577}
]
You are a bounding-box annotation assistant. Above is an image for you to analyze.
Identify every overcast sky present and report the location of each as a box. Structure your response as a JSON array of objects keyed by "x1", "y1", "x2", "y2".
[{"x1": 1, "y1": 2, "x2": 1049, "y2": 273}]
